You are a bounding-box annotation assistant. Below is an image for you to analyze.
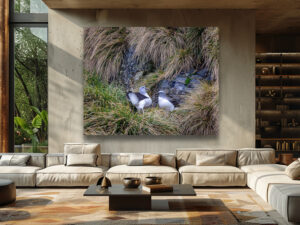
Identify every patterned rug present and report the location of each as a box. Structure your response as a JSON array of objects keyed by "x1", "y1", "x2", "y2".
[{"x1": 0, "y1": 188, "x2": 288, "y2": 225}]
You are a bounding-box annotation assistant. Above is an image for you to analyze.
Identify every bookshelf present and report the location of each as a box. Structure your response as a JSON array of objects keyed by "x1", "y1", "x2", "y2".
[{"x1": 256, "y1": 52, "x2": 300, "y2": 157}]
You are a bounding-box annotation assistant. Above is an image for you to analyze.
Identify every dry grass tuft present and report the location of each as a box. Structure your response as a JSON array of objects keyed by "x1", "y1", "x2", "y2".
[
  {"x1": 127, "y1": 27, "x2": 185, "y2": 68},
  {"x1": 84, "y1": 27, "x2": 128, "y2": 82},
  {"x1": 163, "y1": 49, "x2": 194, "y2": 80},
  {"x1": 179, "y1": 81, "x2": 219, "y2": 135},
  {"x1": 201, "y1": 27, "x2": 219, "y2": 82}
]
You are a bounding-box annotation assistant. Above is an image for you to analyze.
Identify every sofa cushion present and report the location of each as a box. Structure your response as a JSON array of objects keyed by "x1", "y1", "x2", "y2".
[
  {"x1": 246, "y1": 171, "x2": 300, "y2": 202},
  {"x1": 178, "y1": 165, "x2": 246, "y2": 186},
  {"x1": 106, "y1": 165, "x2": 179, "y2": 185},
  {"x1": 268, "y1": 184, "x2": 300, "y2": 223},
  {"x1": 0, "y1": 155, "x2": 30, "y2": 166},
  {"x1": 128, "y1": 154, "x2": 160, "y2": 166},
  {"x1": 0, "y1": 153, "x2": 45, "y2": 168},
  {"x1": 237, "y1": 148, "x2": 275, "y2": 167},
  {"x1": 285, "y1": 159, "x2": 300, "y2": 180},
  {"x1": 196, "y1": 153, "x2": 225, "y2": 166},
  {"x1": 36, "y1": 165, "x2": 107, "y2": 187},
  {"x1": 176, "y1": 149, "x2": 237, "y2": 167},
  {"x1": 110, "y1": 153, "x2": 176, "y2": 168},
  {"x1": 64, "y1": 143, "x2": 101, "y2": 166},
  {"x1": 240, "y1": 164, "x2": 286, "y2": 173},
  {"x1": 66, "y1": 154, "x2": 97, "y2": 167},
  {"x1": 0, "y1": 166, "x2": 41, "y2": 187}
]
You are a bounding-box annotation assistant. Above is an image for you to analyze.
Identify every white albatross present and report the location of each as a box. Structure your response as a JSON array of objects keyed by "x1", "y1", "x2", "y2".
[
  {"x1": 127, "y1": 91, "x2": 148, "y2": 114},
  {"x1": 158, "y1": 90, "x2": 175, "y2": 112},
  {"x1": 139, "y1": 86, "x2": 152, "y2": 108}
]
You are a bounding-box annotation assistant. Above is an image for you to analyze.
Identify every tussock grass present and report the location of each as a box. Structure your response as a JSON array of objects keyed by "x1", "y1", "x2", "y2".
[
  {"x1": 84, "y1": 27, "x2": 128, "y2": 82},
  {"x1": 163, "y1": 49, "x2": 194, "y2": 80},
  {"x1": 128, "y1": 27, "x2": 185, "y2": 69},
  {"x1": 201, "y1": 27, "x2": 219, "y2": 82},
  {"x1": 179, "y1": 81, "x2": 219, "y2": 135},
  {"x1": 185, "y1": 27, "x2": 205, "y2": 65},
  {"x1": 84, "y1": 75, "x2": 178, "y2": 135}
]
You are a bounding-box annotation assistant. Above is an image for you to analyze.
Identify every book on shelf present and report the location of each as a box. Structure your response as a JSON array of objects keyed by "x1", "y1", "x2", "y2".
[{"x1": 142, "y1": 184, "x2": 173, "y2": 193}]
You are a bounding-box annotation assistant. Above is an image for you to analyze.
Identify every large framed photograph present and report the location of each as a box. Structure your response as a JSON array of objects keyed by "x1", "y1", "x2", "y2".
[{"x1": 83, "y1": 27, "x2": 219, "y2": 136}]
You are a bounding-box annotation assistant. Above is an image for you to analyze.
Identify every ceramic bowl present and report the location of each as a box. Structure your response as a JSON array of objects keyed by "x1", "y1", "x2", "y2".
[
  {"x1": 123, "y1": 177, "x2": 141, "y2": 188},
  {"x1": 144, "y1": 176, "x2": 162, "y2": 185}
]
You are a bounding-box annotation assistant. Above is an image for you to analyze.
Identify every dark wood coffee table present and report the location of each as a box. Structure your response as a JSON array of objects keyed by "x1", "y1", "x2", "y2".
[{"x1": 84, "y1": 184, "x2": 196, "y2": 210}]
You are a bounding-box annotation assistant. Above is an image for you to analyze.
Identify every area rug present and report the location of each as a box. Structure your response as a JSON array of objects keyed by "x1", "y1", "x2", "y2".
[{"x1": 0, "y1": 188, "x2": 287, "y2": 225}]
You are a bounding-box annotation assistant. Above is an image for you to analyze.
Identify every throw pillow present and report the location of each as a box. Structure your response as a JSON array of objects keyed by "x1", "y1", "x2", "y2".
[
  {"x1": 64, "y1": 143, "x2": 101, "y2": 166},
  {"x1": 0, "y1": 155, "x2": 30, "y2": 166},
  {"x1": 285, "y1": 159, "x2": 300, "y2": 180},
  {"x1": 196, "y1": 153, "x2": 225, "y2": 166},
  {"x1": 128, "y1": 154, "x2": 160, "y2": 166},
  {"x1": 66, "y1": 154, "x2": 97, "y2": 166}
]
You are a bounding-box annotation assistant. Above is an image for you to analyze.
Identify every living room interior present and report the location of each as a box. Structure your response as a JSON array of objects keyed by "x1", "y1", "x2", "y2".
[{"x1": 0, "y1": 0, "x2": 300, "y2": 224}]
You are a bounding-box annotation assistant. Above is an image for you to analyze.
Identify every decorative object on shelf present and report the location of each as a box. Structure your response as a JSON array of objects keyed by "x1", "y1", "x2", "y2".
[
  {"x1": 96, "y1": 176, "x2": 111, "y2": 189},
  {"x1": 288, "y1": 119, "x2": 299, "y2": 128},
  {"x1": 261, "y1": 67, "x2": 269, "y2": 74},
  {"x1": 144, "y1": 176, "x2": 162, "y2": 185},
  {"x1": 123, "y1": 177, "x2": 141, "y2": 188},
  {"x1": 266, "y1": 90, "x2": 276, "y2": 97}
]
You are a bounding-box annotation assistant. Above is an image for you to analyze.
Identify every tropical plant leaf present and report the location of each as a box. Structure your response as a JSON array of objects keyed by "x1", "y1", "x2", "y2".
[
  {"x1": 32, "y1": 115, "x2": 42, "y2": 128},
  {"x1": 40, "y1": 110, "x2": 48, "y2": 126},
  {"x1": 14, "y1": 117, "x2": 28, "y2": 129}
]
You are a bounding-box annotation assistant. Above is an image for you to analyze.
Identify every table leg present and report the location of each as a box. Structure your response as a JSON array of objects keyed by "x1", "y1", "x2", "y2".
[{"x1": 109, "y1": 195, "x2": 151, "y2": 210}]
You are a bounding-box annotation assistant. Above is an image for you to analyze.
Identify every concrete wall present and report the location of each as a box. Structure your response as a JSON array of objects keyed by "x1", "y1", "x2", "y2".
[{"x1": 48, "y1": 9, "x2": 255, "y2": 153}]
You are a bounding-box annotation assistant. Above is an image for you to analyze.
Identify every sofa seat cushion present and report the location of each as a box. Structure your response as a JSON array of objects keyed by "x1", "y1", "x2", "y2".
[
  {"x1": 247, "y1": 171, "x2": 300, "y2": 202},
  {"x1": 0, "y1": 166, "x2": 41, "y2": 187},
  {"x1": 240, "y1": 164, "x2": 286, "y2": 173},
  {"x1": 106, "y1": 165, "x2": 179, "y2": 185},
  {"x1": 268, "y1": 184, "x2": 300, "y2": 223},
  {"x1": 178, "y1": 165, "x2": 246, "y2": 186},
  {"x1": 36, "y1": 165, "x2": 107, "y2": 187}
]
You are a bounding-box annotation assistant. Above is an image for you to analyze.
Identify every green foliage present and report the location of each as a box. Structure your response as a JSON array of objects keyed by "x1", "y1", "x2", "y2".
[
  {"x1": 14, "y1": 108, "x2": 48, "y2": 152},
  {"x1": 84, "y1": 75, "x2": 178, "y2": 135},
  {"x1": 14, "y1": 26, "x2": 48, "y2": 148}
]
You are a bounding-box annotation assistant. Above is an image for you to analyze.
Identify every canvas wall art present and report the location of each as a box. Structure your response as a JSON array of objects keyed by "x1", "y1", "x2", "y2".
[{"x1": 83, "y1": 27, "x2": 219, "y2": 136}]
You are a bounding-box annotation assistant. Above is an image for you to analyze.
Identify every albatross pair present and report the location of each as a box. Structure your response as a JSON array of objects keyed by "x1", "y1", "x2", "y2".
[{"x1": 127, "y1": 86, "x2": 174, "y2": 113}]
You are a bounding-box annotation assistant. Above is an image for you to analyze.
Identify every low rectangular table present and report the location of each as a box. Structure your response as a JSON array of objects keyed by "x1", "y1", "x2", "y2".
[{"x1": 84, "y1": 184, "x2": 196, "y2": 210}]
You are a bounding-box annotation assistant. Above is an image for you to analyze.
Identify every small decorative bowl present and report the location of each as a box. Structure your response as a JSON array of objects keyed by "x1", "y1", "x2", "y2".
[
  {"x1": 145, "y1": 176, "x2": 162, "y2": 185},
  {"x1": 123, "y1": 177, "x2": 141, "y2": 188}
]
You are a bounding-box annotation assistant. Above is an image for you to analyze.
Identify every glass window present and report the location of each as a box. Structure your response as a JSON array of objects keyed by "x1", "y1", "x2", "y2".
[
  {"x1": 11, "y1": 0, "x2": 48, "y2": 153},
  {"x1": 13, "y1": 27, "x2": 48, "y2": 153},
  {"x1": 14, "y1": 0, "x2": 48, "y2": 14}
]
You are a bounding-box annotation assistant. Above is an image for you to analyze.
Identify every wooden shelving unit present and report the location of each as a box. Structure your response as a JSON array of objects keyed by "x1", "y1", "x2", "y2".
[{"x1": 256, "y1": 52, "x2": 300, "y2": 157}]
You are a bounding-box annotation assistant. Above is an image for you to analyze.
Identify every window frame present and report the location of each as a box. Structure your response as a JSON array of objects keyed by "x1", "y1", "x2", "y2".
[{"x1": 9, "y1": 0, "x2": 48, "y2": 153}]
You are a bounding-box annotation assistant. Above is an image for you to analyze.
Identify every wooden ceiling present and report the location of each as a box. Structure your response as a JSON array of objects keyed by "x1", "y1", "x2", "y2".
[{"x1": 42, "y1": 0, "x2": 300, "y2": 34}]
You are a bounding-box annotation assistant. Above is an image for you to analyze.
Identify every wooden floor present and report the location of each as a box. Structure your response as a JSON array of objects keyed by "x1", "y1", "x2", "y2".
[{"x1": 0, "y1": 187, "x2": 288, "y2": 225}]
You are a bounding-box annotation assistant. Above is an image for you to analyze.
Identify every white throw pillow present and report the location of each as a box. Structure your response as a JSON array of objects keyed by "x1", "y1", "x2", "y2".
[
  {"x1": 285, "y1": 159, "x2": 300, "y2": 180},
  {"x1": 66, "y1": 154, "x2": 97, "y2": 167},
  {"x1": 0, "y1": 155, "x2": 30, "y2": 166},
  {"x1": 64, "y1": 143, "x2": 101, "y2": 166},
  {"x1": 196, "y1": 153, "x2": 225, "y2": 166}
]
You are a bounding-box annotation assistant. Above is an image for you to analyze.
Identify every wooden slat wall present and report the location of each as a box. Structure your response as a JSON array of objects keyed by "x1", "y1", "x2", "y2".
[{"x1": 0, "y1": 0, "x2": 9, "y2": 153}]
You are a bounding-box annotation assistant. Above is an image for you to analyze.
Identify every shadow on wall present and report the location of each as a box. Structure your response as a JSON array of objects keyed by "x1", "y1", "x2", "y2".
[{"x1": 48, "y1": 9, "x2": 255, "y2": 153}]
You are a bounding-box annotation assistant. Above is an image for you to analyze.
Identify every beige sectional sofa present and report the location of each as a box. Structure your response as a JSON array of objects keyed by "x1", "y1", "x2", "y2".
[
  {"x1": 106, "y1": 153, "x2": 179, "y2": 185},
  {"x1": 176, "y1": 149, "x2": 246, "y2": 186},
  {"x1": 1, "y1": 147, "x2": 300, "y2": 223},
  {"x1": 36, "y1": 153, "x2": 109, "y2": 187},
  {"x1": 0, "y1": 153, "x2": 45, "y2": 187}
]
